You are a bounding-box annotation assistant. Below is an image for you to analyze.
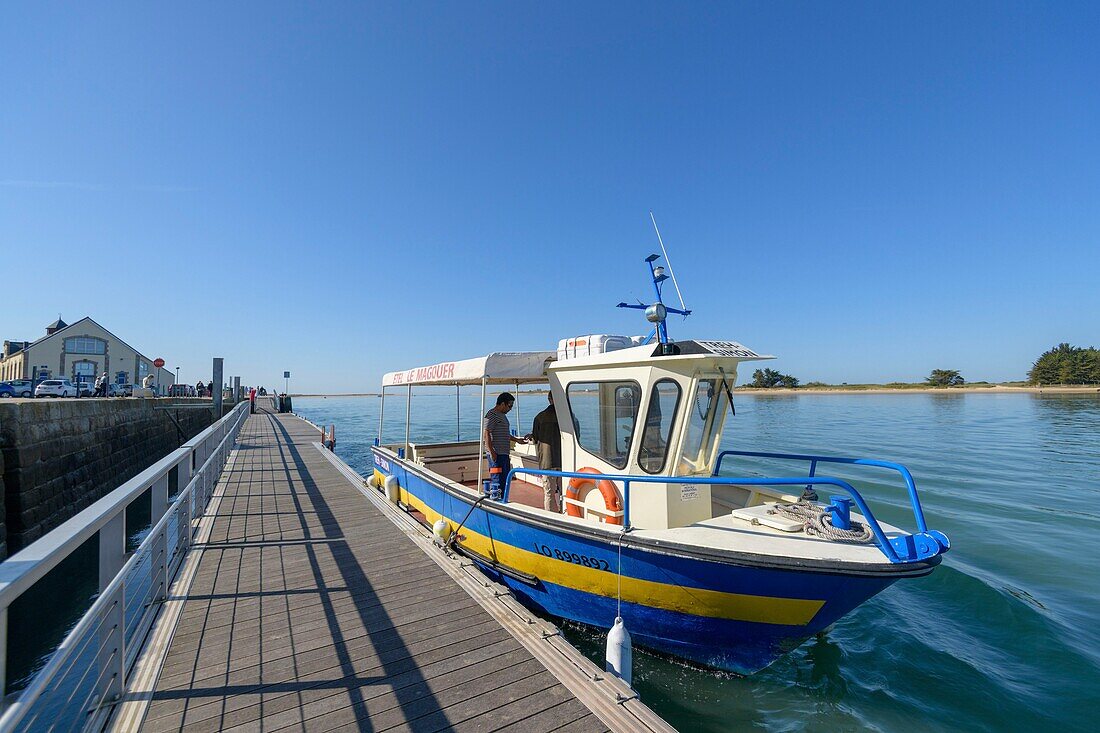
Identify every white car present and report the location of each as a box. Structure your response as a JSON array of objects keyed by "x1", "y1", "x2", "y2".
[{"x1": 35, "y1": 379, "x2": 78, "y2": 398}]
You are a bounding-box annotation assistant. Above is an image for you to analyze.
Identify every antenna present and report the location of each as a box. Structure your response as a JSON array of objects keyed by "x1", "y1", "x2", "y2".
[{"x1": 649, "y1": 211, "x2": 686, "y2": 311}]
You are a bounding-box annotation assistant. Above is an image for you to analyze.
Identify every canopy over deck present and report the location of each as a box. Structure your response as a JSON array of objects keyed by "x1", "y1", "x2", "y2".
[{"x1": 381, "y1": 351, "x2": 555, "y2": 388}]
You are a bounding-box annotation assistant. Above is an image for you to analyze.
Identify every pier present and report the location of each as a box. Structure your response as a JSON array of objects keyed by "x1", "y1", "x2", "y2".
[{"x1": 0, "y1": 401, "x2": 673, "y2": 732}]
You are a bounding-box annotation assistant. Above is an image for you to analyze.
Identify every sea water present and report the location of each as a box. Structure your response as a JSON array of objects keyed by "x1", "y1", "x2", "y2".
[{"x1": 294, "y1": 392, "x2": 1100, "y2": 733}]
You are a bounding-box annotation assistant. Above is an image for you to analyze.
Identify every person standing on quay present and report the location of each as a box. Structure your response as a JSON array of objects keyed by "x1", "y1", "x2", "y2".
[
  {"x1": 527, "y1": 392, "x2": 563, "y2": 512},
  {"x1": 249, "y1": 386, "x2": 257, "y2": 414},
  {"x1": 482, "y1": 392, "x2": 525, "y2": 500}
]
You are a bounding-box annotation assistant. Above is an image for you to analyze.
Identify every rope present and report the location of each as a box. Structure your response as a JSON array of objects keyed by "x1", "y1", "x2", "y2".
[
  {"x1": 768, "y1": 501, "x2": 873, "y2": 544},
  {"x1": 616, "y1": 529, "x2": 625, "y2": 618}
]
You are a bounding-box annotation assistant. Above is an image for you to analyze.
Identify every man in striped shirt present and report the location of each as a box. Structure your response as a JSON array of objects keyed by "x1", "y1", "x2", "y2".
[{"x1": 483, "y1": 392, "x2": 525, "y2": 499}]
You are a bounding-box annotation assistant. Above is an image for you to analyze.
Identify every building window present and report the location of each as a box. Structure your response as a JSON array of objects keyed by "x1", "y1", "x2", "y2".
[
  {"x1": 73, "y1": 361, "x2": 96, "y2": 383},
  {"x1": 566, "y1": 381, "x2": 642, "y2": 469},
  {"x1": 638, "y1": 379, "x2": 682, "y2": 474},
  {"x1": 138, "y1": 361, "x2": 150, "y2": 379},
  {"x1": 116, "y1": 371, "x2": 128, "y2": 385},
  {"x1": 64, "y1": 337, "x2": 106, "y2": 355}
]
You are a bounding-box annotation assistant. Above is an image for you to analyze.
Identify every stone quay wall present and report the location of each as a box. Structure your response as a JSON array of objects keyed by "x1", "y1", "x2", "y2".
[{"x1": 0, "y1": 399, "x2": 227, "y2": 559}]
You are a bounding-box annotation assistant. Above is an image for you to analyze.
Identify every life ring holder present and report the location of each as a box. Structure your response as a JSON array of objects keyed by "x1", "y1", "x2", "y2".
[{"x1": 564, "y1": 467, "x2": 624, "y2": 526}]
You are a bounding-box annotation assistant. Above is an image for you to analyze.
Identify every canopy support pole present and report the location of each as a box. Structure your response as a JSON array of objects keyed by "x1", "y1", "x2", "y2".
[
  {"x1": 515, "y1": 382, "x2": 521, "y2": 436},
  {"x1": 378, "y1": 387, "x2": 385, "y2": 445},
  {"x1": 456, "y1": 384, "x2": 460, "y2": 442},
  {"x1": 404, "y1": 383, "x2": 412, "y2": 457},
  {"x1": 477, "y1": 376, "x2": 486, "y2": 494}
]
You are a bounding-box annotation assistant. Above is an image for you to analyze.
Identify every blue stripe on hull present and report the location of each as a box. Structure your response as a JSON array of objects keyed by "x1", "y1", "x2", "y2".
[
  {"x1": 490, "y1": 571, "x2": 813, "y2": 674},
  {"x1": 377, "y1": 450, "x2": 898, "y2": 674}
]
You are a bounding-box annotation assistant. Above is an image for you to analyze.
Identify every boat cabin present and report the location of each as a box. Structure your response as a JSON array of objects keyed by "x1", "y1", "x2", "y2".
[{"x1": 379, "y1": 337, "x2": 778, "y2": 531}]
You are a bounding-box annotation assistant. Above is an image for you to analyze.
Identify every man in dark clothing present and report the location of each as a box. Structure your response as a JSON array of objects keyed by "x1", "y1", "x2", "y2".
[
  {"x1": 483, "y1": 392, "x2": 525, "y2": 499},
  {"x1": 527, "y1": 392, "x2": 562, "y2": 512}
]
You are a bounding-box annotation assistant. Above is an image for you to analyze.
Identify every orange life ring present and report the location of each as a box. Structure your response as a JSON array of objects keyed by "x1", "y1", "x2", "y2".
[{"x1": 566, "y1": 467, "x2": 624, "y2": 525}]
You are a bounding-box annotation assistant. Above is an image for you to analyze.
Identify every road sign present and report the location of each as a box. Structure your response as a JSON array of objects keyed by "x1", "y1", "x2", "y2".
[
  {"x1": 284, "y1": 371, "x2": 291, "y2": 379},
  {"x1": 153, "y1": 358, "x2": 165, "y2": 368}
]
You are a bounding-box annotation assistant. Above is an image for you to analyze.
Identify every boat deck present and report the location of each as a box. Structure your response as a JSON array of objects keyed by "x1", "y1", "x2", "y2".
[{"x1": 115, "y1": 406, "x2": 667, "y2": 732}]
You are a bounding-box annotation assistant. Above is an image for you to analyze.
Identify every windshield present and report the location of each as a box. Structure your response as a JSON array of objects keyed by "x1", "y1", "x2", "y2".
[{"x1": 677, "y1": 377, "x2": 731, "y2": 475}]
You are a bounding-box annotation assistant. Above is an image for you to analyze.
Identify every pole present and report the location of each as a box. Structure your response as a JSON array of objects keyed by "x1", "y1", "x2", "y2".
[
  {"x1": 477, "y1": 377, "x2": 486, "y2": 494},
  {"x1": 212, "y1": 357, "x2": 224, "y2": 417},
  {"x1": 175, "y1": 367, "x2": 179, "y2": 396},
  {"x1": 378, "y1": 387, "x2": 386, "y2": 444},
  {"x1": 404, "y1": 383, "x2": 412, "y2": 458},
  {"x1": 456, "y1": 384, "x2": 460, "y2": 442},
  {"x1": 515, "y1": 381, "x2": 521, "y2": 436}
]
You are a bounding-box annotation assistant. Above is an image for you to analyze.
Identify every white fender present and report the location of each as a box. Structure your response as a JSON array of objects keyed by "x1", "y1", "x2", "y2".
[
  {"x1": 605, "y1": 616, "x2": 633, "y2": 686},
  {"x1": 383, "y1": 474, "x2": 401, "y2": 504},
  {"x1": 432, "y1": 519, "x2": 452, "y2": 544}
]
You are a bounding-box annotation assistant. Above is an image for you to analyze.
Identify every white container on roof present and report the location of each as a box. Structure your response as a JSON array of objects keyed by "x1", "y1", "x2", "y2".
[
  {"x1": 556, "y1": 335, "x2": 643, "y2": 361},
  {"x1": 381, "y1": 351, "x2": 555, "y2": 387}
]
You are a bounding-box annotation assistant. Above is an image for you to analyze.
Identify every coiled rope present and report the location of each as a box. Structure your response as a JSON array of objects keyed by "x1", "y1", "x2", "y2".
[{"x1": 768, "y1": 501, "x2": 873, "y2": 544}]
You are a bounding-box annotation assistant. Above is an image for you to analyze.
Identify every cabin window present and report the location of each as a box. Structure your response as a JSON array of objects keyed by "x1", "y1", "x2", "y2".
[
  {"x1": 566, "y1": 381, "x2": 642, "y2": 469},
  {"x1": 678, "y1": 378, "x2": 729, "y2": 475},
  {"x1": 639, "y1": 379, "x2": 681, "y2": 474}
]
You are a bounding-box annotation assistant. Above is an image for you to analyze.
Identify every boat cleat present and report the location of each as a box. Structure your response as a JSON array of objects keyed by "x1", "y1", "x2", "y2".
[{"x1": 889, "y1": 530, "x2": 950, "y2": 562}]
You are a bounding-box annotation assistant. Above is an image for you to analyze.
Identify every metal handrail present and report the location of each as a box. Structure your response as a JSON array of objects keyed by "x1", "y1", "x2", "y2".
[
  {"x1": 0, "y1": 401, "x2": 249, "y2": 732},
  {"x1": 714, "y1": 450, "x2": 929, "y2": 533},
  {"x1": 503, "y1": 467, "x2": 946, "y2": 565}
]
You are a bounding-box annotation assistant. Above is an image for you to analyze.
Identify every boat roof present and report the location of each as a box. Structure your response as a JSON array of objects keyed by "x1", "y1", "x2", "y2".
[
  {"x1": 381, "y1": 339, "x2": 773, "y2": 388},
  {"x1": 550, "y1": 340, "x2": 773, "y2": 370},
  {"x1": 381, "y1": 351, "x2": 556, "y2": 388}
]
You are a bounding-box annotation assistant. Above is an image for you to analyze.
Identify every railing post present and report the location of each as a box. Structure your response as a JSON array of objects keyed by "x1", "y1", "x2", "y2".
[
  {"x1": 94, "y1": 510, "x2": 126, "y2": 712},
  {"x1": 0, "y1": 606, "x2": 8, "y2": 698},
  {"x1": 99, "y1": 513, "x2": 125, "y2": 592},
  {"x1": 178, "y1": 453, "x2": 192, "y2": 499},
  {"x1": 153, "y1": 526, "x2": 167, "y2": 604},
  {"x1": 97, "y1": 585, "x2": 125, "y2": 709},
  {"x1": 151, "y1": 473, "x2": 169, "y2": 526}
]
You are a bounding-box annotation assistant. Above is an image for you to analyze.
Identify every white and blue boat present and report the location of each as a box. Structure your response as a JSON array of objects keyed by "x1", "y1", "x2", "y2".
[{"x1": 369, "y1": 254, "x2": 949, "y2": 674}]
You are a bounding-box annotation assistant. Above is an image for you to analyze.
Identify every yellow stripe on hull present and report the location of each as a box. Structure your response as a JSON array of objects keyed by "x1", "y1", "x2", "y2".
[{"x1": 377, "y1": 470, "x2": 825, "y2": 626}]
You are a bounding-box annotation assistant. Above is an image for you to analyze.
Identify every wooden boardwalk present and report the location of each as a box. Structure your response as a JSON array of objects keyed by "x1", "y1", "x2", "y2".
[{"x1": 130, "y1": 408, "x2": 615, "y2": 733}]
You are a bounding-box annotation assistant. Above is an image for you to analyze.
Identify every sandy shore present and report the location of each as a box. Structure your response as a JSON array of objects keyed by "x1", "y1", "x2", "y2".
[
  {"x1": 735, "y1": 385, "x2": 1100, "y2": 395},
  {"x1": 289, "y1": 385, "x2": 1099, "y2": 398}
]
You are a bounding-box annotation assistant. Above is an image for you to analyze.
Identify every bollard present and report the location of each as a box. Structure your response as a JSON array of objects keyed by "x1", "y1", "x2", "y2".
[{"x1": 829, "y1": 496, "x2": 854, "y2": 530}]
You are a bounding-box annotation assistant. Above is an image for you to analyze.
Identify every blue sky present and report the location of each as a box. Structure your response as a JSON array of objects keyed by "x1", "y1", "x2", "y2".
[{"x1": 2, "y1": 1, "x2": 1097, "y2": 391}]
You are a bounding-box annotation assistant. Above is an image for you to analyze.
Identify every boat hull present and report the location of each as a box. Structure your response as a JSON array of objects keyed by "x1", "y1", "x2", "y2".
[{"x1": 372, "y1": 448, "x2": 934, "y2": 674}]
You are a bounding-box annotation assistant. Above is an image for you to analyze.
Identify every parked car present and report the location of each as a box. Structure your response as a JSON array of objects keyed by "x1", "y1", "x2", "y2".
[
  {"x1": 0, "y1": 383, "x2": 13, "y2": 398},
  {"x1": 1, "y1": 379, "x2": 36, "y2": 398},
  {"x1": 35, "y1": 379, "x2": 77, "y2": 398},
  {"x1": 107, "y1": 383, "x2": 124, "y2": 397},
  {"x1": 75, "y1": 381, "x2": 94, "y2": 397}
]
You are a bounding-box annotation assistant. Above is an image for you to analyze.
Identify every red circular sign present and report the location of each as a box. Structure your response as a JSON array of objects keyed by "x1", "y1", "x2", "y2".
[{"x1": 153, "y1": 358, "x2": 165, "y2": 368}]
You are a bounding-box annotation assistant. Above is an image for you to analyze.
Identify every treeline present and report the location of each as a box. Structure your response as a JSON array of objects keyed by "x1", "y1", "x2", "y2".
[
  {"x1": 1028, "y1": 343, "x2": 1100, "y2": 385},
  {"x1": 742, "y1": 343, "x2": 1099, "y2": 389},
  {"x1": 749, "y1": 368, "x2": 799, "y2": 388}
]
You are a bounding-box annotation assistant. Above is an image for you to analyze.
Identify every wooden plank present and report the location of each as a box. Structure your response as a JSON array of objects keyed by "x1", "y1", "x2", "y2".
[{"x1": 133, "y1": 410, "x2": 648, "y2": 733}]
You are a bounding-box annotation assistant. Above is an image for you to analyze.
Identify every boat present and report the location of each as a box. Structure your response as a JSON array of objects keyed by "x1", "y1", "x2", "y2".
[{"x1": 368, "y1": 254, "x2": 949, "y2": 674}]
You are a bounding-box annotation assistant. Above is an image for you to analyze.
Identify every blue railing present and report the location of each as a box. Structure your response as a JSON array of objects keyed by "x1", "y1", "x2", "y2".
[
  {"x1": 503, "y1": 466, "x2": 948, "y2": 564},
  {"x1": 714, "y1": 450, "x2": 929, "y2": 533}
]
